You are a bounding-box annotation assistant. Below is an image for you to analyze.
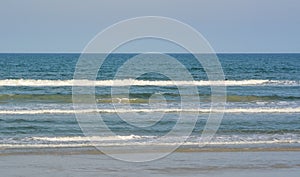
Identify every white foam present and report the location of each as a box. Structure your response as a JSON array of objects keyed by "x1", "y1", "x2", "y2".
[
  {"x1": 0, "y1": 143, "x2": 93, "y2": 149},
  {"x1": 0, "y1": 107, "x2": 299, "y2": 114},
  {"x1": 1, "y1": 139, "x2": 299, "y2": 149},
  {"x1": 0, "y1": 79, "x2": 298, "y2": 87},
  {"x1": 1, "y1": 133, "x2": 299, "y2": 149},
  {"x1": 31, "y1": 135, "x2": 142, "y2": 142}
]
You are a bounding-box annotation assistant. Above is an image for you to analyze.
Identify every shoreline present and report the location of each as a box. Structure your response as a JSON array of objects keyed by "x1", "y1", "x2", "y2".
[{"x1": 2, "y1": 146, "x2": 300, "y2": 156}]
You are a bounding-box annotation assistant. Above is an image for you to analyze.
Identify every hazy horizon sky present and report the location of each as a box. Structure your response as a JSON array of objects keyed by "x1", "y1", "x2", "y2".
[{"x1": 1, "y1": 0, "x2": 300, "y2": 53}]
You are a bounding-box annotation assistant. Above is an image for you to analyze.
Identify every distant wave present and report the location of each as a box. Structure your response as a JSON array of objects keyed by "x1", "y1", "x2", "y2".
[
  {"x1": 0, "y1": 79, "x2": 299, "y2": 86},
  {"x1": 0, "y1": 107, "x2": 299, "y2": 114}
]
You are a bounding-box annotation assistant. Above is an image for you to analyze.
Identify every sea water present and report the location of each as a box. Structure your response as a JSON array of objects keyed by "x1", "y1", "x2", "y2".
[{"x1": 0, "y1": 53, "x2": 299, "y2": 152}]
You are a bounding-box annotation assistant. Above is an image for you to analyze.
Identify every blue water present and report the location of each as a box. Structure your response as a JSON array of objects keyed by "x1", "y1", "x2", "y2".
[{"x1": 0, "y1": 53, "x2": 299, "y2": 150}]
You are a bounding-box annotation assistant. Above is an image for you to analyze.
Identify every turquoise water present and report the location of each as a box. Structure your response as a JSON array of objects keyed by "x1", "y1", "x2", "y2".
[{"x1": 0, "y1": 53, "x2": 299, "y2": 150}]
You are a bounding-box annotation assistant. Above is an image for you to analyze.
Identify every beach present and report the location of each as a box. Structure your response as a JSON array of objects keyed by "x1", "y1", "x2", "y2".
[
  {"x1": 1, "y1": 0, "x2": 300, "y2": 176},
  {"x1": 1, "y1": 150, "x2": 300, "y2": 177}
]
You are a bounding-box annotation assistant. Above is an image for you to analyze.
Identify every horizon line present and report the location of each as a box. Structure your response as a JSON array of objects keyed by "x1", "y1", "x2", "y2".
[{"x1": 0, "y1": 52, "x2": 300, "y2": 54}]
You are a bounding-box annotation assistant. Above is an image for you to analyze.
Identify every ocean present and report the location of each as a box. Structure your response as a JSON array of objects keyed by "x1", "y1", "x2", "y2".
[{"x1": 0, "y1": 53, "x2": 299, "y2": 156}]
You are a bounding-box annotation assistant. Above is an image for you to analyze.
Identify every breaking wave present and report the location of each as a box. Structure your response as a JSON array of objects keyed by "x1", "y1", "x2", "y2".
[{"x1": 0, "y1": 107, "x2": 299, "y2": 114}]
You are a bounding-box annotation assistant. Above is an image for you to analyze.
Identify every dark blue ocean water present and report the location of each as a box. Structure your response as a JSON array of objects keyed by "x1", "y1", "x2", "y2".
[{"x1": 0, "y1": 53, "x2": 299, "y2": 150}]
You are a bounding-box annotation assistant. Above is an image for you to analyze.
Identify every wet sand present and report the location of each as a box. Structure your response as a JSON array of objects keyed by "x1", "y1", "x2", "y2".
[{"x1": 1, "y1": 150, "x2": 300, "y2": 177}]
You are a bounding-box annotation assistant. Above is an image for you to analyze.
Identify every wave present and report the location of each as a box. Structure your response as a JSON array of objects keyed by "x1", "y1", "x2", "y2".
[
  {"x1": 1, "y1": 139, "x2": 299, "y2": 149},
  {"x1": 0, "y1": 107, "x2": 299, "y2": 114},
  {"x1": 0, "y1": 79, "x2": 299, "y2": 87},
  {"x1": 31, "y1": 135, "x2": 143, "y2": 142},
  {"x1": 26, "y1": 134, "x2": 300, "y2": 143}
]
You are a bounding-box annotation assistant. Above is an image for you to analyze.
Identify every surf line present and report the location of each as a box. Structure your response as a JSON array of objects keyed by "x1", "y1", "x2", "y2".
[{"x1": 0, "y1": 107, "x2": 300, "y2": 114}]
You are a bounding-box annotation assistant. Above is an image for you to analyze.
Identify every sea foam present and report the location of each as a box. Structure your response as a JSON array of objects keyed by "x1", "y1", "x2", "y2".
[{"x1": 0, "y1": 107, "x2": 299, "y2": 114}]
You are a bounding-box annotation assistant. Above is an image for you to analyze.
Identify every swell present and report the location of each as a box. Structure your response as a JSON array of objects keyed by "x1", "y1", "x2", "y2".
[
  {"x1": 0, "y1": 79, "x2": 299, "y2": 86},
  {"x1": 0, "y1": 94, "x2": 299, "y2": 103}
]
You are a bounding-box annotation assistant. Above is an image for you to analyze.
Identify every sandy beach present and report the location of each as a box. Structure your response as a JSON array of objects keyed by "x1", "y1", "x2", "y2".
[{"x1": 1, "y1": 149, "x2": 300, "y2": 177}]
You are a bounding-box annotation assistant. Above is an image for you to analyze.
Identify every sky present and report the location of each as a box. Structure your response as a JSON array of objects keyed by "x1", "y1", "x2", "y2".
[{"x1": 0, "y1": 0, "x2": 300, "y2": 53}]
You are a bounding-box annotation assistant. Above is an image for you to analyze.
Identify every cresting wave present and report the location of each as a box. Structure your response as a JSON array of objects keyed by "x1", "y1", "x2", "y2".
[
  {"x1": 31, "y1": 135, "x2": 142, "y2": 142},
  {"x1": 25, "y1": 134, "x2": 300, "y2": 144},
  {"x1": 0, "y1": 107, "x2": 300, "y2": 114},
  {"x1": 0, "y1": 79, "x2": 299, "y2": 86}
]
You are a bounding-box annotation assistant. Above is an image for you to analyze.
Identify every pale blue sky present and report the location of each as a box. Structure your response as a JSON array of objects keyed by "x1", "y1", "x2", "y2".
[{"x1": 1, "y1": 0, "x2": 299, "y2": 53}]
